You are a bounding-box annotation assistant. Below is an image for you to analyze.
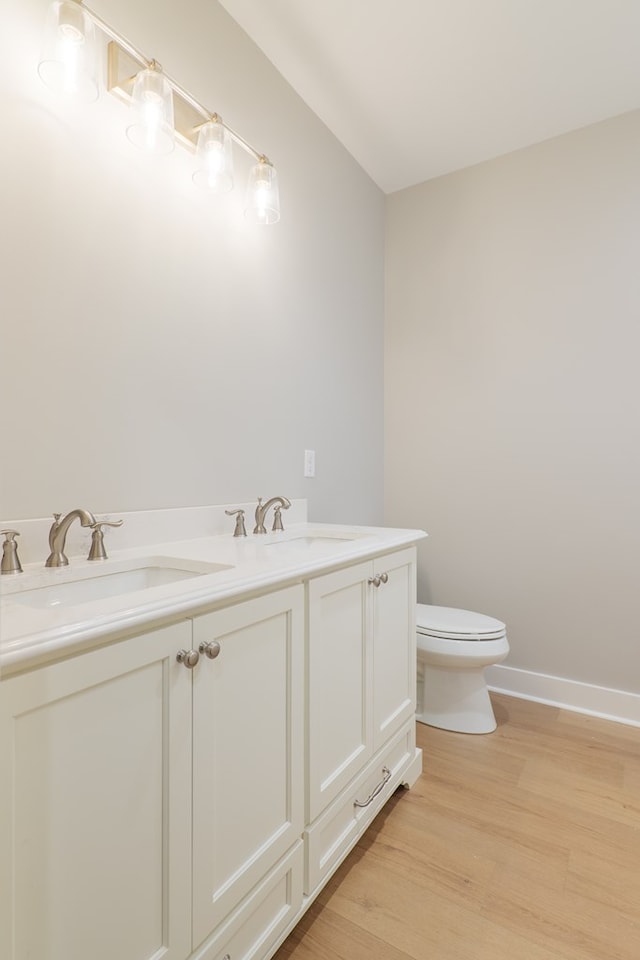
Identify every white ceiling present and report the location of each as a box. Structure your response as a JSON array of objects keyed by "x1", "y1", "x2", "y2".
[{"x1": 217, "y1": 0, "x2": 640, "y2": 194}]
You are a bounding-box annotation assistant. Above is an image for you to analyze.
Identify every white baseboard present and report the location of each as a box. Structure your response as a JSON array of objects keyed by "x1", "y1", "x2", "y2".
[{"x1": 485, "y1": 664, "x2": 640, "y2": 728}]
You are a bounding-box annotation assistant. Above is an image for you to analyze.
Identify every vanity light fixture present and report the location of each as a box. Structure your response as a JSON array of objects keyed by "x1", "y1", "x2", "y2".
[
  {"x1": 38, "y1": 0, "x2": 99, "y2": 102},
  {"x1": 193, "y1": 116, "x2": 234, "y2": 193},
  {"x1": 126, "y1": 61, "x2": 175, "y2": 156},
  {"x1": 245, "y1": 157, "x2": 281, "y2": 225},
  {"x1": 37, "y1": 0, "x2": 280, "y2": 222}
]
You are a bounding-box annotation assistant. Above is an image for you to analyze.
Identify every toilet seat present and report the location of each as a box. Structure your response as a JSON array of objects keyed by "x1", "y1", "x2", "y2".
[{"x1": 416, "y1": 604, "x2": 506, "y2": 642}]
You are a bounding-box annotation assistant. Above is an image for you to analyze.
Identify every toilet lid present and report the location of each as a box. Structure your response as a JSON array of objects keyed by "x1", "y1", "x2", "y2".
[{"x1": 416, "y1": 604, "x2": 506, "y2": 641}]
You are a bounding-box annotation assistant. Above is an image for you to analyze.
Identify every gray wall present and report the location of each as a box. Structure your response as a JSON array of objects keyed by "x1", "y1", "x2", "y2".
[
  {"x1": 6, "y1": 0, "x2": 639, "y2": 698},
  {"x1": 0, "y1": 0, "x2": 384, "y2": 525},
  {"x1": 385, "y1": 110, "x2": 640, "y2": 694}
]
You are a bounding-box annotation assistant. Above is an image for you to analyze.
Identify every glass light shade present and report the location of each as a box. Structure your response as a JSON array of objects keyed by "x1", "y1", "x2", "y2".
[
  {"x1": 193, "y1": 120, "x2": 234, "y2": 193},
  {"x1": 126, "y1": 66, "x2": 174, "y2": 155},
  {"x1": 38, "y1": 0, "x2": 99, "y2": 102},
  {"x1": 244, "y1": 160, "x2": 280, "y2": 224}
]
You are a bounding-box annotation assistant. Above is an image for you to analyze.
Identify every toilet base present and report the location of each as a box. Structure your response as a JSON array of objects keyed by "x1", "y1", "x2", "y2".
[{"x1": 416, "y1": 663, "x2": 497, "y2": 734}]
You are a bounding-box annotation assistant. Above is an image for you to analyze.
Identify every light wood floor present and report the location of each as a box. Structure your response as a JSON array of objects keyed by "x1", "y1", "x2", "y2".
[{"x1": 275, "y1": 694, "x2": 640, "y2": 960}]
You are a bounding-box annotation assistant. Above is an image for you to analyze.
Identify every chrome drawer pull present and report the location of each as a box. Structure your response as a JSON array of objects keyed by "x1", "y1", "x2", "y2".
[{"x1": 354, "y1": 766, "x2": 391, "y2": 808}]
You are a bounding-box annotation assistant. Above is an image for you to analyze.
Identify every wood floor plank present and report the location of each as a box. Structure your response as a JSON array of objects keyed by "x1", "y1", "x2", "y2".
[
  {"x1": 278, "y1": 903, "x2": 416, "y2": 960},
  {"x1": 565, "y1": 845, "x2": 640, "y2": 923},
  {"x1": 275, "y1": 694, "x2": 640, "y2": 960},
  {"x1": 486, "y1": 863, "x2": 640, "y2": 960}
]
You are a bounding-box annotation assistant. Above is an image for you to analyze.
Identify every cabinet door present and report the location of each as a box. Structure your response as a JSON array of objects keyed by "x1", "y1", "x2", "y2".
[
  {"x1": 307, "y1": 561, "x2": 373, "y2": 823},
  {"x1": 372, "y1": 547, "x2": 417, "y2": 753},
  {"x1": 0, "y1": 622, "x2": 193, "y2": 960},
  {"x1": 191, "y1": 586, "x2": 304, "y2": 950}
]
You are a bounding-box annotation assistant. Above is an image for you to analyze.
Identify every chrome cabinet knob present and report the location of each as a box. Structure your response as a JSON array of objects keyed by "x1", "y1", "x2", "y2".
[
  {"x1": 368, "y1": 572, "x2": 389, "y2": 588},
  {"x1": 176, "y1": 648, "x2": 200, "y2": 668},
  {"x1": 199, "y1": 640, "x2": 221, "y2": 660}
]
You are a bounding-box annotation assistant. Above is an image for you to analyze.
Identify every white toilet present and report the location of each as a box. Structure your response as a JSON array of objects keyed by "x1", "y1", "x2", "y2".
[{"x1": 415, "y1": 604, "x2": 509, "y2": 734}]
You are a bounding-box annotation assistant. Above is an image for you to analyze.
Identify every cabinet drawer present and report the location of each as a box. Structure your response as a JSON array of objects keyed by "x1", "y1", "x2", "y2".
[
  {"x1": 304, "y1": 721, "x2": 415, "y2": 895},
  {"x1": 194, "y1": 842, "x2": 304, "y2": 960}
]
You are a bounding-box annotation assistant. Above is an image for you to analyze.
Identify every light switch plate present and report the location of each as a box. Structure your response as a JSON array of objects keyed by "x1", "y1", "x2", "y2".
[{"x1": 304, "y1": 449, "x2": 316, "y2": 478}]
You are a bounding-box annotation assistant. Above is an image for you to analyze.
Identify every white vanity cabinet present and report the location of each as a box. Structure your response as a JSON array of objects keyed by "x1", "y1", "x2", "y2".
[
  {"x1": 0, "y1": 621, "x2": 194, "y2": 960},
  {"x1": 370, "y1": 548, "x2": 417, "y2": 752},
  {"x1": 0, "y1": 537, "x2": 421, "y2": 960},
  {"x1": 0, "y1": 586, "x2": 305, "y2": 960},
  {"x1": 306, "y1": 558, "x2": 372, "y2": 820},
  {"x1": 190, "y1": 586, "x2": 304, "y2": 953},
  {"x1": 307, "y1": 547, "x2": 416, "y2": 821},
  {"x1": 304, "y1": 547, "x2": 417, "y2": 893}
]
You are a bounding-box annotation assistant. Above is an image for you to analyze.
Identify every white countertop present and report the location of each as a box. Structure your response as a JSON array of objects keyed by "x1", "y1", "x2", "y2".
[{"x1": 0, "y1": 521, "x2": 426, "y2": 675}]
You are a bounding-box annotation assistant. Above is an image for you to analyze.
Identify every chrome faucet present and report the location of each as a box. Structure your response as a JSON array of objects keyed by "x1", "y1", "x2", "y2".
[
  {"x1": 45, "y1": 508, "x2": 97, "y2": 567},
  {"x1": 253, "y1": 496, "x2": 291, "y2": 534}
]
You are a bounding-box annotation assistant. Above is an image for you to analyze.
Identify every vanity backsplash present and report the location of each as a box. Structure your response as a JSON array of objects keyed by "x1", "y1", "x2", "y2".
[{"x1": 0, "y1": 499, "x2": 308, "y2": 569}]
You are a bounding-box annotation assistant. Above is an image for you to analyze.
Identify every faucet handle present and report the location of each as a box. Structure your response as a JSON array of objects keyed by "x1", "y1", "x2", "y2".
[
  {"x1": 1, "y1": 529, "x2": 23, "y2": 575},
  {"x1": 225, "y1": 509, "x2": 247, "y2": 537},
  {"x1": 272, "y1": 506, "x2": 284, "y2": 532},
  {"x1": 87, "y1": 519, "x2": 124, "y2": 561}
]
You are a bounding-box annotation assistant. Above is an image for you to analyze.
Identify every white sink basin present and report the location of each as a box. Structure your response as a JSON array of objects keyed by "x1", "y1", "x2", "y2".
[{"x1": 7, "y1": 558, "x2": 232, "y2": 610}]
